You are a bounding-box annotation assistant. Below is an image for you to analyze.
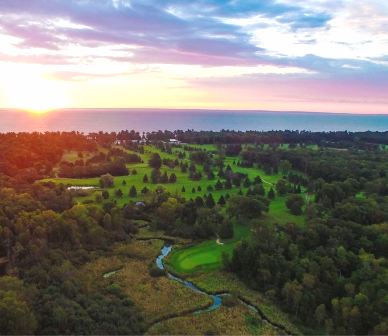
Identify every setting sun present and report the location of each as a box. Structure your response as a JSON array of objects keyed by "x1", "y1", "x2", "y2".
[{"x1": 3, "y1": 66, "x2": 69, "y2": 113}]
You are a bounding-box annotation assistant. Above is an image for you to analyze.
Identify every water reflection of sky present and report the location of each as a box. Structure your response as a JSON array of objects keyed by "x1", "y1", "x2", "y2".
[{"x1": 1, "y1": 109, "x2": 388, "y2": 133}]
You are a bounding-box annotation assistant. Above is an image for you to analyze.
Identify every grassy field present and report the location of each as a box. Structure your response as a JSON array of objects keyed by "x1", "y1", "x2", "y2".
[
  {"x1": 167, "y1": 199, "x2": 305, "y2": 275},
  {"x1": 42, "y1": 144, "x2": 288, "y2": 207},
  {"x1": 167, "y1": 224, "x2": 250, "y2": 274},
  {"x1": 186, "y1": 270, "x2": 301, "y2": 335},
  {"x1": 79, "y1": 239, "x2": 212, "y2": 325},
  {"x1": 147, "y1": 304, "x2": 278, "y2": 335},
  {"x1": 54, "y1": 144, "x2": 307, "y2": 334},
  {"x1": 42, "y1": 144, "x2": 307, "y2": 274}
]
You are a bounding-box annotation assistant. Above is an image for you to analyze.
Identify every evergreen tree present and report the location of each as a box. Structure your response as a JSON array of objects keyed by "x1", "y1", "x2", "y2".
[
  {"x1": 197, "y1": 186, "x2": 202, "y2": 192},
  {"x1": 115, "y1": 189, "x2": 123, "y2": 198},
  {"x1": 268, "y1": 187, "x2": 275, "y2": 199},
  {"x1": 181, "y1": 186, "x2": 186, "y2": 192},
  {"x1": 218, "y1": 195, "x2": 226, "y2": 206},
  {"x1": 169, "y1": 173, "x2": 177, "y2": 183},
  {"x1": 254, "y1": 175, "x2": 262, "y2": 184},
  {"x1": 102, "y1": 190, "x2": 109, "y2": 199},
  {"x1": 225, "y1": 179, "x2": 232, "y2": 189},
  {"x1": 148, "y1": 153, "x2": 162, "y2": 169},
  {"x1": 192, "y1": 187, "x2": 196, "y2": 193},
  {"x1": 207, "y1": 171, "x2": 215, "y2": 180},
  {"x1": 141, "y1": 186, "x2": 149, "y2": 194},
  {"x1": 215, "y1": 179, "x2": 223, "y2": 190},
  {"x1": 195, "y1": 196, "x2": 204, "y2": 207},
  {"x1": 243, "y1": 178, "x2": 251, "y2": 188},
  {"x1": 151, "y1": 169, "x2": 160, "y2": 183},
  {"x1": 205, "y1": 193, "x2": 215, "y2": 208},
  {"x1": 143, "y1": 174, "x2": 149, "y2": 183},
  {"x1": 122, "y1": 180, "x2": 127, "y2": 186},
  {"x1": 129, "y1": 186, "x2": 137, "y2": 198},
  {"x1": 253, "y1": 184, "x2": 265, "y2": 196},
  {"x1": 218, "y1": 220, "x2": 233, "y2": 239}
]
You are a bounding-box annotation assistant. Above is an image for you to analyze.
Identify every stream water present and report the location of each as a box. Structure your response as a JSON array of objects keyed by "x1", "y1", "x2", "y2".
[
  {"x1": 154, "y1": 244, "x2": 293, "y2": 335},
  {"x1": 156, "y1": 245, "x2": 222, "y2": 313},
  {"x1": 100, "y1": 242, "x2": 292, "y2": 333}
]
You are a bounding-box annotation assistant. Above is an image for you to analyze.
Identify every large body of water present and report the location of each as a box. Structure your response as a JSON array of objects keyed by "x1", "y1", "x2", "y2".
[{"x1": 1, "y1": 109, "x2": 388, "y2": 132}]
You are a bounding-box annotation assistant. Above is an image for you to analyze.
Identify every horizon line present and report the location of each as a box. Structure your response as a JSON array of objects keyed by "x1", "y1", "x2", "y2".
[{"x1": 1, "y1": 107, "x2": 388, "y2": 116}]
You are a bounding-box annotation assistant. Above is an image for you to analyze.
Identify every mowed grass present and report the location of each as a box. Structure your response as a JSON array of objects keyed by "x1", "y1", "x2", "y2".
[
  {"x1": 42, "y1": 144, "x2": 307, "y2": 273},
  {"x1": 42, "y1": 145, "x2": 284, "y2": 207},
  {"x1": 167, "y1": 224, "x2": 250, "y2": 274},
  {"x1": 167, "y1": 198, "x2": 305, "y2": 275}
]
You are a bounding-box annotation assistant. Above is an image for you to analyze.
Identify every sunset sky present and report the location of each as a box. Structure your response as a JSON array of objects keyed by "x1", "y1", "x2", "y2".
[{"x1": 0, "y1": 0, "x2": 387, "y2": 113}]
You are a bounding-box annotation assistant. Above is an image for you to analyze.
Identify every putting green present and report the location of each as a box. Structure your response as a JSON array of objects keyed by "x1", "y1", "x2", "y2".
[{"x1": 167, "y1": 224, "x2": 250, "y2": 274}]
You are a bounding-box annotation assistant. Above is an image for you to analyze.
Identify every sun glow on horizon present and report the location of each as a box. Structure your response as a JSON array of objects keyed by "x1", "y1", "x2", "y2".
[{"x1": 3, "y1": 66, "x2": 70, "y2": 114}]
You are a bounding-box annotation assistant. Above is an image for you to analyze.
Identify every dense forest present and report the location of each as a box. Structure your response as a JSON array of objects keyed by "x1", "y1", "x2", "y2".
[{"x1": 0, "y1": 131, "x2": 387, "y2": 335}]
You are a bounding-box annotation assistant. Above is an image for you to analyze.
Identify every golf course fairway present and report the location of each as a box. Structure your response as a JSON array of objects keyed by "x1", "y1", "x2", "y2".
[{"x1": 167, "y1": 224, "x2": 250, "y2": 274}]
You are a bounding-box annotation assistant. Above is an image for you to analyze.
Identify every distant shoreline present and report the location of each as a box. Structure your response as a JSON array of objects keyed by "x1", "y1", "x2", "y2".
[
  {"x1": 1, "y1": 109, "x2": 388, "y2": 133},
  {"x1": 1, "y1": 107, "x2": 387, "y2": 116}
]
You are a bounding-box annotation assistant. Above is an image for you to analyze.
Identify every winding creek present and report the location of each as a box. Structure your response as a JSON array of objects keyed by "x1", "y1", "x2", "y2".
[
  {"x1": 100, "y1": 240, "x2": 295, "y2": 334},
  {"x1": 156, "y1": 245, "x2": 222, "y2": 314},
  {"x1": 154, "y1": 244, "x2": 295, "y2": 335}
]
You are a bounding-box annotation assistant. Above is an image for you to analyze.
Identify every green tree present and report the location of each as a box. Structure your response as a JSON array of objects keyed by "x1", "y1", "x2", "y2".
[
  {"x1": 276, "y1": 178, "x2": 289, "y2": 196},
  {"x1": 286, "y1": 194, "x2": 305, "y2": 215},
  {"x1": 169, "y1": 173, "x2": 177, "y2": 183},
  {"x1": 218, "y1": 220, "x2": 233, "y2": 239},
  {"x1": 151, "y1": 169, "x2": 160, "y2": 184},
  {"x1": 268, "y1": 187, "x2": 275, "y2": 199},
  {"x1": 215, "y1": 180, "x2": 223, "y2": 190},
  {"x1": 102, "y1": 190, "x2": 109, "y2": 199},
  {"x1": 279, "y1": 160, "x2": 292, "y2": 174},
  {"x1": 99, "y1": 173, "x2": 114, "y2": 188},
  {"x1": 205, "y1": 194, "x2": 215, "y2": 208},
  {"x1": 225, "y1": 179, "x2": 232, "y2": 189},
  {"x1": 129, "y1": 186, "x2": 137, "y2": 198},
  {"x1": 227, "y1": 195, "x2": 268, "y2": 219},
  {"x1": 218, "y1": 195, "x2": 226, "y2": 206},
  {"x1": 103, "y1": 213, "x2": 112, "y2": 229},
  {"x1": 0, "y1": 276, "x2": 37, "y2": 335},
  {"x1": 195, "y1": 196, "x2": 204, "y2": 207},
  {"x1": 315, "y1": 304, "x2": 327, "y2": 326},
  {"x1": 148, "y1": 153, "x2": 162, "y2": 169}
]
